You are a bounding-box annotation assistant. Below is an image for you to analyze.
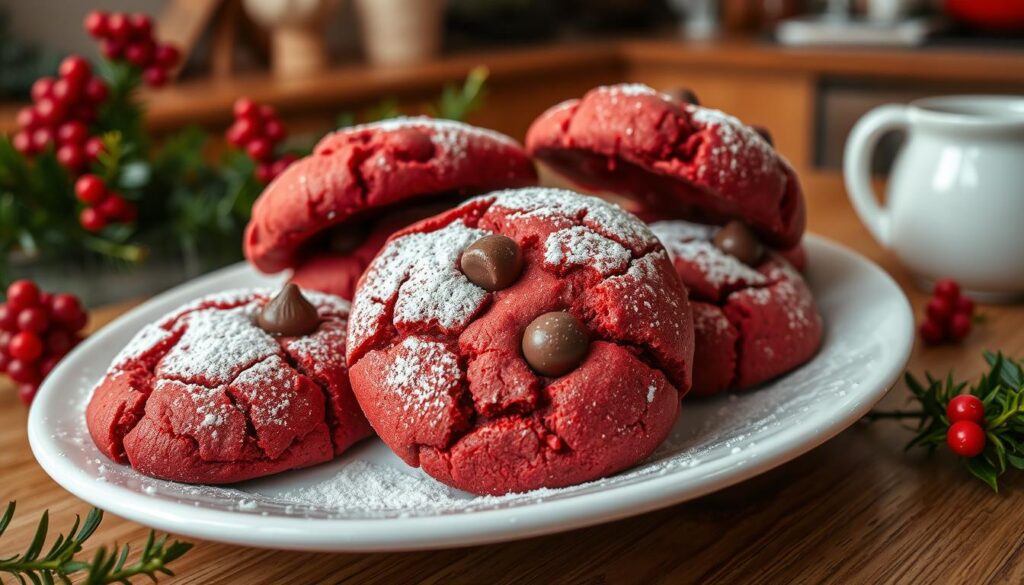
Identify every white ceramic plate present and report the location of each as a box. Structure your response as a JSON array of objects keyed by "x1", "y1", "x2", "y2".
[{"x1": 28, "y1": 235, "x2": 913, "y2": 552}]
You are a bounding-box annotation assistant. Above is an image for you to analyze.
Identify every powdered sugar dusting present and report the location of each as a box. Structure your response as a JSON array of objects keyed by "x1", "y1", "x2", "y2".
[
  {"x1": 688, "y1": 105, "x2": 778, "y2": 180},
  {"x1": 157, "y1": 305, "x2": 279, "y2": 385},
  {"x1": 649, "y1": 219, "x2": 715, "y2": 245},
  {"x1": 482, "y1": 188, "x2": 658, "y2": 254},
  {"x1": 384, "y1": 336, "x2": 461, "y2": 421},
  {"x1": 651, "y1": 220, "x2": 766, "y2": 288},
  {"x1": 349, "y1": 220, "x2": 489, "y2": 355},
  {"x1": 544, "y1": 225, "x2": 630, "y2": 276},
  {"x1": 276, "y1": 461, "x2": 461, "y2": 513},
  {"x1": 693, "y1": 304, "x2": 731, "y2": 335},
  {"x1": 328, "y1": 116, "x2": 521, "y2": 152}
]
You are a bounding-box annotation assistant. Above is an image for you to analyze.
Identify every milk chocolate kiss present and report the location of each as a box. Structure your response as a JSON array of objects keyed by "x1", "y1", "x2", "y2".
[{"x1": 257, "y1": 284, "x2": 321, "y2": 337}]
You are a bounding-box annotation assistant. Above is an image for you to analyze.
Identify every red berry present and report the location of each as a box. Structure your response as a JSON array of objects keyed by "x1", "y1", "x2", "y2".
[
  {"x1": 97, "y1": 194, "x2": 130, "y2": 221},
  {"x1": 9, "y1": 331, "x2": 43, "y2": 361},
  {"x1": 34, "y1": 98, "x2": 64, "y2": 126},
  {"x1": 129, "y1": 14, "x2": 152, "y2": 38},
  {"x1": 919, "y1": 320, "x2": 945, "y2": 346},
  {"x1": 7, "y1": 280, "x2": 40, "y2": 311},
  {"x1": 16, "y1": 307, "x2": 49, "y2": 334},
  {"x1": 154, "y1": 44, "x2": 181, "y2": 68},
  {"x1": 263, "y1": 119, "x2": 286, "y2": 143},
  {"x1": 0, "y1": 306, "x2": 16, "y2": 332},
  {"x1": 947, "y1": 420, "x2": 986, "y2": 457},
  {"x1": 51, "y1": 78, "x2": 82, "y2": 106},
  {"x1": 64, "y1": 312, "x2": 88, "y2": 334},
  {"x1": 226, "y1": 118, "x2": 259, "y2": 147},
  {"x1": 50, "y1": 294, "x2": 84, "y2": 327},
  {"x1": 259, "y1": 104, "x2": 277, "y2": 120},
  {"x1": 947, "y1": 394, "x2": 984, "y2": 425},
  {"x1": 100, "y1": 38, "x2": 125, "y2": 60},
  {"x1": 75, "y1": 175, "x2": 107, "y2": 205},
  {"x1": 39, "y1": 354, "x2": 61, "y2": 377},
  {"x1": 16, "y1": 107, "x2": 40, "y2": 130},
  {"x1": 79, "y1": 208, "x2": 106, "y2": 232},
  {"x1": 256, "y1": 163, "x2": 275, "y2": 184},
  {"x1": 31, "y1": 77, "x2": 54, "y2": 101},
  {"x1": 57, "y1": 121, "x2": 88, "y2": 145},
  {"x1": 71, "y1": 103, "x2": 96, "y2": 124},
  {"x1": 7, "y1": 359, "x2": 39, "y2": 385},
  {"x1": 233, "y1": 98, "x2": 258, "y2": 119},
  {"x1": 56, "y1": 144, "x2": 87, "y2": 171},
  {"x1": 84, "y1": 11, "x2": 109, "y2": 37},
  {"x1": 106, "y1": 13, "x2": 131, "y2": 39},
  {"x1": 18, "y1": 383, "x2": 38, "y2": 406},
  {"x1": 270, "y1": 158, "x2": 290, "y2": 178},
  {"x1": 31, "y1": 127, "x2": 55, "y2": 151},
  {"x1": 12, "y1": 131, "x2": 35, "y2": 156},
  {"x1": 247, "y1": 138, "x2": 273, "y2": 162},
  {"x1": 83, "y1": 78, "x2": 109, "y2": 104},
  {"x1": 949, "y1": 312, "x2": 972, "y2": 341},
  {"x1": 118, "y1": 204, "x2": 138, "y2": 223},
  {"x1": 0, "y1": 331, "x2": 11, "y2": 354},
  {"x1": 125, "y1": 41, "x2": 154, "y2": 67},
  {"x1": 84, "y1": 137, "x2": 105, "y2": 161},
  {"x1": 38, "y1": 292, "x2": 52, "y2": 307},
  {"x1": 143, "y1": 67, "x2": 168, "y2": 87},
  {"x1": 956, "y1": 296, "x2": 975, "y2": 316},
  {"x1": 45, "y1": 329, "x2": 74, "y2": 357},
  {"x1": 934, "y1": 278, "x2": 960, "y2": 301},
  {"x1": 58, "y1": 56, "x2": 92, "y2": 84}
]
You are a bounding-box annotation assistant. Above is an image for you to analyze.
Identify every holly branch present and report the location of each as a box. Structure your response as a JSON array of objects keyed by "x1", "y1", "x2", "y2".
[{"x1": 867, "y1": 351, "x2": 1024, "y2": 491}]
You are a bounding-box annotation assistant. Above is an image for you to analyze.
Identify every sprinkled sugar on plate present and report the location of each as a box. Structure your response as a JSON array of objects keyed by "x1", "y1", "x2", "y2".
[{"x1": 28, "y1": 237, "x2": 912, "y2": 552}]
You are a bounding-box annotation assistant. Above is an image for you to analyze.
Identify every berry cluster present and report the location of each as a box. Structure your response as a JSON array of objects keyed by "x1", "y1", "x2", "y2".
[
  {"x1": 226, "y1": 98, "x2": 296, "y2": 184},
  {"x1": 74, "y1": 174, "x2": 136, "y2": 232},
  {"x1": 85, "y1": 11, "x2": 180, "y2": 88},
  {"x1": 12, "y1": 56, "x2": 108, "y2": 172},
  {"x1": 0, "y1": 280, "x2": 87, "y2": 406},
  {"x1": 945, "y1": 395, "x2": 986, "y2": 458},
  {"x1": 919, "y1": 279, "x2": 976, "y2": 345}
]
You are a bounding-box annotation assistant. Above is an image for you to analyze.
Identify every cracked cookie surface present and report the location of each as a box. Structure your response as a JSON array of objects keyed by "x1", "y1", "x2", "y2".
[
  {"x1": 244, "y1": 117, "x2": 537, "y2": 299},
  {"x1": 651, "y1": 220, "x2": 823, "y2": 397},
  {"x1": 346, "y1": 188, "x2": 694, "y2": 495},
  {"x1": 525, "y1": 84, "x2": 805, "y2": 248},
  {"x1": 85, "y1": 289, "x2": 372, "y2": 484}
]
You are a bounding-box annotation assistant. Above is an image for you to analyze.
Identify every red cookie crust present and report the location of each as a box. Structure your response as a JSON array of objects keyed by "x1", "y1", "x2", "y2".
[
  {"x1": 85, "y1": 289, "x2": 372, "y2": 484},
  {"x1": 244, "y1": 118, "x2": 538, "y2": 299},
  {"x1": 650, "y1": 220, "x2": 823, "y2": 396},
  {"x1": 346, "y1": 188, "x2": 694, "y2": 495},
  {"x1": 526, "y1": 84, "x2": 805, "y2": 248}
]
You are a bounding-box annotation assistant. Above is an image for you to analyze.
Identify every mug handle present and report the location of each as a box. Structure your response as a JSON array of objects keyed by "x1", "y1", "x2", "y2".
[{"x1": 843, "y1": 104, "x2": 910, "y2": 248}]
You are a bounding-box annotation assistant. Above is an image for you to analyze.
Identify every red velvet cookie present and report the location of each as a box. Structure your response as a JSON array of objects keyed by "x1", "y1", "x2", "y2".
[
  {"x1": 86, "y1": 287, "x2": 372, "y2": 484},
  {"x1": 650, "y1": 220, "x2": 823, "y2": 397},
  {"x1": 244, "y1": 117, "x2": 538, "y2": 300},
  {"x1": 526, "y1": 84, "x2": 805, "y2": 248},
  {"x1": 346, "y1": 188, "x2": 694, "y2": 495}
]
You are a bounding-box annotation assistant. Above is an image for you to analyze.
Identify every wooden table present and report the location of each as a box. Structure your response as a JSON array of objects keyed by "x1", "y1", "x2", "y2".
[{"x1": 2, "y1": 190, "x2": 1023, "y2": 584}]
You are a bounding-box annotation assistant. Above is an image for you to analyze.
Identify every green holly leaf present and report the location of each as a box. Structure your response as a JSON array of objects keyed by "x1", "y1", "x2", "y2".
[{"x1": 966, "y1": 457, "x2": 999, "y2": 491}]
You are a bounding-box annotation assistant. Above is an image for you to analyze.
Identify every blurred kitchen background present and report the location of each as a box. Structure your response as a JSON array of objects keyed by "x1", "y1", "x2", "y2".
[{"x1": 1, "y1": 0, "x2": 1021, "y2": 305}]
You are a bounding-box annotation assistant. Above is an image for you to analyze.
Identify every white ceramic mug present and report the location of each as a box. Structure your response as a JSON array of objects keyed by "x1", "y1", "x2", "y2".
[{"x1": 844, "y1": 95, "x2": 1024, "y2": 302}]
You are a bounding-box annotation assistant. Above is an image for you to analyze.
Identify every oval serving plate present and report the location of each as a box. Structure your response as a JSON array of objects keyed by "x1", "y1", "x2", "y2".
[{"x1": 28, "y1": 234, "x2": 913, "y2": 552}]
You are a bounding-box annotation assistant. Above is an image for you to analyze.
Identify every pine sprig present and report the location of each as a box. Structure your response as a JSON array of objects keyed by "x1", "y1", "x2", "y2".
[
  {"x1": 428, "y1": 66, "x2": 490, "y2": 122},
  {"x1": 868, "y1": 351, "x2": 1024, "y2": 491},
  {"x1": 0, "y1": 502, "x2": 192, "y2": 584}
]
